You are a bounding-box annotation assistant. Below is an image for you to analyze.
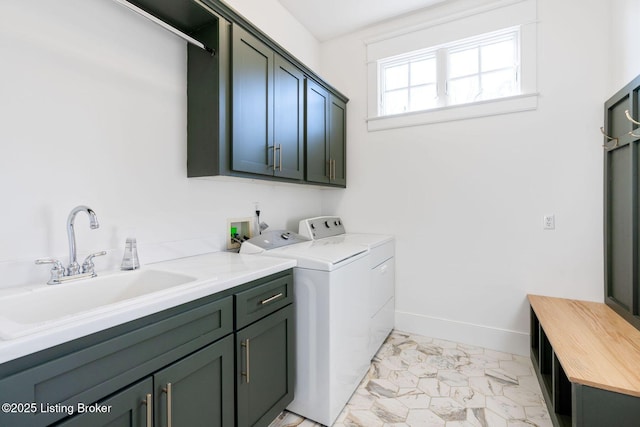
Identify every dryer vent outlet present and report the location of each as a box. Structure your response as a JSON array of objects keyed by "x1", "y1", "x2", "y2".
[{"x1": 228, "y1": 217, "x2": 253, "y2": 250}]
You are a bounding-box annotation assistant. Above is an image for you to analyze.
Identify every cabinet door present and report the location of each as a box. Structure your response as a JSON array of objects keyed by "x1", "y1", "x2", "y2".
[
  {"x1": 232, "y1": 25, "x2": 274, "y2": 176},
  {"x1": 155, "y1": 335, "x2": 234, "y2": 427},
  {"x1": 329, "y1": 95, "x2": 347, "y2": 186},
  {"x1": 236, "y1": 305, "x2": 295, "y2": 427},
  {"x1": 305, "y1": 79, "x2": 330, "y2": 184},
  {"x1": 274, "y1": 55, "x2": 304, "y2": 180},
  {"x1": 54, "y1": 378, "x2": 153, "y2": 427}
]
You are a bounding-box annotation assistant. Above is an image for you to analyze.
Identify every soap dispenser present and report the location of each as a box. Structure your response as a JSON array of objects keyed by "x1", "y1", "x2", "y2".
[{"x1": 120, "y1": 237, "x2": 140, "y2": 270}]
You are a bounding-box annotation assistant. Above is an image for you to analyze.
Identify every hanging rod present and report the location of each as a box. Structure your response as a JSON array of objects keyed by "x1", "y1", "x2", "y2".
[{"x1": 113, "y1": 0, "x2": 215, "y2": 55}]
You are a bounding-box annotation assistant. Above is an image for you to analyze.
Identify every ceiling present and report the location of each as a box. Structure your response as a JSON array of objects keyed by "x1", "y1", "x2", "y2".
[{"x1": 277, "y1": 0, "x2": 447, "y2": 42}]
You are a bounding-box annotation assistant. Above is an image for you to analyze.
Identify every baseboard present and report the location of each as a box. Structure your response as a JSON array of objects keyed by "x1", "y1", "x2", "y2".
[{"x1": 394, "y1": 310, "x2": 529, "y2": 356}]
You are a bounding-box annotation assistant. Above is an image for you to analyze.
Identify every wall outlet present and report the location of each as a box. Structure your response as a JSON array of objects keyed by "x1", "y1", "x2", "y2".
[
  {"x1": 227, "y1": 217, "x2": 253, "y2": 250},
  {"x1": 543, "y1": 214, "x2": 555, "y2": 230}
]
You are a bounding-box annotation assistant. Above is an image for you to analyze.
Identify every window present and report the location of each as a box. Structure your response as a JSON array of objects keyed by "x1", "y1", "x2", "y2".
[
  {"x1": 365, "y1": 0, "x2": 538, "y2": 131},
  {"x1": 379, "y1": 28, "x2": 520, "y2": 116}
]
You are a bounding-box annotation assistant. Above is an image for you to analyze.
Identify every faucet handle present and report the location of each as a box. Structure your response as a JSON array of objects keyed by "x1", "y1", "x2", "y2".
[
  {"x1": 35, "y1": 257, "x2": 65, "y2": 270},
  {"x1": 35, "y1": 258, "x2": 66, "y2": 285},
  {"x1": 82, "y1": 251, "x2": 107, "y2": 276}
]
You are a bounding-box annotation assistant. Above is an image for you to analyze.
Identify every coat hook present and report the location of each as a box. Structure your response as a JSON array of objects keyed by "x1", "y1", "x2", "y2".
[
  {"x1": 625, "y1": 109, "x2": 640, "y2": 126},
  {"x1": 600, "y1": 127, "x2": 619, "y2": 149}
]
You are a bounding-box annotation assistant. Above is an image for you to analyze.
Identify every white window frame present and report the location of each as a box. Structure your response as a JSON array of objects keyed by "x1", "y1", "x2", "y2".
[
  {"x1": 365, "y1": 0, "x2": 538, "y2": 132},
  {"x1": 378, "y1": 27, "x2": 521, "y2": 116}
]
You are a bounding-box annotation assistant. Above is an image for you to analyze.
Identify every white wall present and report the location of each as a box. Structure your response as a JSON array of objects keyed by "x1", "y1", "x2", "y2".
[
  {"x1": 319, "y1": 0, "x2": 610, "y2": 355},
  {"x1": 0, "y1": 0, "x2": 323, "y2": 289},
  {"x1": 609, "y1": 0, "x2": 640, "y2": 92}
]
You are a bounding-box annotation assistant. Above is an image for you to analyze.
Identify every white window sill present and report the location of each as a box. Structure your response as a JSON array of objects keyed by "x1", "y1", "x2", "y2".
[{"x1": 366, "y1": 92, "x2": 538, "y2": 132}]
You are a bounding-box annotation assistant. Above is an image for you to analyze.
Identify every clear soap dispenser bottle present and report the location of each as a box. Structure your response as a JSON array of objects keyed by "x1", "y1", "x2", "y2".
[{"x1": 121, "y1": 237, "x2": 140, "y2": 270}]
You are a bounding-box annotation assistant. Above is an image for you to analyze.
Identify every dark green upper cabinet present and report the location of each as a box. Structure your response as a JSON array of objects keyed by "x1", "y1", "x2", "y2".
[
  {"x1": 187, "y1": 13, "x2": 231, "y2": 178},
  {"x1": 305, "y1": 79, "x2": 346, "y2": 186},
  {"x1": 305, "y1": 79, "x2": 330, "y2": 183},
  {"x1": 232, "y1": 26, "x2": 304, "y2": 180},
  {"x1": 119, "y1": 0, "x2": 347, "y2": 186},
  {"x1": 329, "y1": 96, "x2": 347, "y2": 186},
  {"x1": 274, "y1": 55, "x2": 304, "y2": 180},
  {"x1": 232, "y1": 26, "x2": 274, "y2": 176}
]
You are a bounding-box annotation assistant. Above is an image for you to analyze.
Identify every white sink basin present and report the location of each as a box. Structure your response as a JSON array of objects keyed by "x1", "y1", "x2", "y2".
[{"x1": 0, "y1": 269, "x2": 198, "y2": 339}]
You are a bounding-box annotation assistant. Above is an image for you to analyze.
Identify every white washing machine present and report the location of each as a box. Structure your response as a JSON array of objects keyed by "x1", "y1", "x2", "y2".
[
  {"x1": 298, "y1": 217, "x2": 395, "y2": 360},
  {"x1": 241, "y1": 218, "x2": 395, "y2": 426},
  {"x1": 240, "y1": 229, "x2": 372, "y2": 426}
]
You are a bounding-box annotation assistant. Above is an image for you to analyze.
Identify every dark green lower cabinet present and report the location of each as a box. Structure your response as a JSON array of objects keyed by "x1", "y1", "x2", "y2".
[
  {"x1": 55, "y1": 336, "x2": 234, "y2": 427},
  {"x1": 154, "y1": 336, "x2": 234, "y2": 427},
  {"x1": 0, "y1": 270, "x2": 294, "y2": 427},
  {"x1": 55, "y1": 378, "x2": 153, "y2": 427},
  {"x1": 236, "y1": 305, "x2": 294, "y2": 427}
]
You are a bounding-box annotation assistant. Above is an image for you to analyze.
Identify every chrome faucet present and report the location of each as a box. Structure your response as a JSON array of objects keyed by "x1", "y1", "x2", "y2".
[
  {"x1": 36, "y1": 205, "x2": 106, "y2": 285},
  {"x1": 67, "y1": 205, "x2": 99, "y2": 276}
]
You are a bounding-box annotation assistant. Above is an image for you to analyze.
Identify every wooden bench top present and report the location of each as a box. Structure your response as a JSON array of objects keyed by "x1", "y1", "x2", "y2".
[{"x1": 528, "y1": 294, "x2": 640, "y2": 397}]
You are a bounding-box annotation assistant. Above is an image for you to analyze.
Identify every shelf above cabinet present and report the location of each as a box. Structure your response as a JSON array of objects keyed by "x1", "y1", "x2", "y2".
[{"x1": 119, "y1": 0, "x2": 220, "y2": 49}]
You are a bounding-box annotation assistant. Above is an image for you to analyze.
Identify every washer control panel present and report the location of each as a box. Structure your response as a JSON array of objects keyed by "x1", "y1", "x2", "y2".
[{"x1": 299, "y1": 216, "x2": 346, "y2": 240}]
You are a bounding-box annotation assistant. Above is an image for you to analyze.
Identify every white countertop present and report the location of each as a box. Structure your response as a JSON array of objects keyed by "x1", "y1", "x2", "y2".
[{"x1": 0, "y1": 252, "x2": 296, "y2": 365}]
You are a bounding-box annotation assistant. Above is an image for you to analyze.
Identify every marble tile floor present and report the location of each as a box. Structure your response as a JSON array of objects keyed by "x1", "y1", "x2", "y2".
[{"x1": 269, "y1": 330, "x2": 552, "y2": 427}]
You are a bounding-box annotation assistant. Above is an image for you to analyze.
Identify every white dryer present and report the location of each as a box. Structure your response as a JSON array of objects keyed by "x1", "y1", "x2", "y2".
[{"x1": 298, "y1": 217, "x2": 395, "y2": 360}]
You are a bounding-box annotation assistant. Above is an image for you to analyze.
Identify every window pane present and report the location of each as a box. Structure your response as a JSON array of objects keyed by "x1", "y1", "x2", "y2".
[
  {"x1": 410, "y1": 58, "x2": 436, "y2": 86},
  {"x1": 384, "y1": 64, "x2": 408, "y2": 91},
  {"x1": 449, "y1": 48, "x2": 478, "y2": 78},
  {"x1": 480, "y1": 69, "x2": 516, "y2": 100},
  {"x1": 383, "y1": 89, "x2": 408, "y2": 114},
  {"x1": 448, "y1": 76, "x2": 480, "y2": 105},
  {"x1": 481, "y1": 39, "x2": 515, "y2": 72},
  {"x1": 409, "y1": 84, "x2": 437, "y2": 111}
]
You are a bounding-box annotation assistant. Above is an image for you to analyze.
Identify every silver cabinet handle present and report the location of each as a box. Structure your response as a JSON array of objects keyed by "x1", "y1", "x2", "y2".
[
  {"x1": 269, "y1": 143, "x2": 278, "y2": 172},
  {"x1": 162, "y1": 383, "x2": 173, "y2": 427},
  {"x1": 271, "y1": 145, "x2": 283, "y2": 172},
  {"x1": 142, "y1": 393, "x2": 152, "y2": 427},
  {"x1": 261, "y1": 292, "x2": 283, "y2": 305},
  {"x1": 241, "y1": 339, "x2": 251, "y2": 383}
]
